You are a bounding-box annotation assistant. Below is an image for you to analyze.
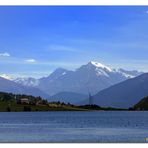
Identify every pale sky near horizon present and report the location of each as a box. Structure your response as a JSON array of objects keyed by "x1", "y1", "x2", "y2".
[{"x1": 0, "y1": 6, "x2": 148, "y2": 78}]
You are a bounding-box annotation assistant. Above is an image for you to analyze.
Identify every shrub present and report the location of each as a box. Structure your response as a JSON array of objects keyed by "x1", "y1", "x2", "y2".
[{"x1": 23, "y1": 106, "x2": 31, "y2": 111}]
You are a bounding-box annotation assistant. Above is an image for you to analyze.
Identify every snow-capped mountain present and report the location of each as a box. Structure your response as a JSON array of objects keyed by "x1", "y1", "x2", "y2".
[
  {"x1": 117, "y1": 68, "x2": 143, "y2": 78},
  {"x1": 12, "y1": 68, "x2": 70, "y2": 88},
  {"x1": 36, "y1": 61, "x2": 143, "y2": 95},
  {"x1": 13, "y1": 77, "x2": 39, "y2": 87},
  {"x1": 39, "y1": 68, "x2": 71, "y2": 82},
  {"x1": 11, "y1": 61, "x2": 143, "y2": 96},
  {"x1": 0, "y1": 76, "x2": 49, "y2": 98},
  {"x1": 86, "y1": 61, "x2": 141, "y2": 79}
]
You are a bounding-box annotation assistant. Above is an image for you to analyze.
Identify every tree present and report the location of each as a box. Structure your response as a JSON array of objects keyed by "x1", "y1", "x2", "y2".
[
  {"x1": 6, "y1": 106, "x2": 11, "y2": 112},
  {"x1": 23, "y1": 106, "x2": 31, "y2": 111},
  {"x1": 42, "y1": 99, "x2": 48, "y2": 105}
]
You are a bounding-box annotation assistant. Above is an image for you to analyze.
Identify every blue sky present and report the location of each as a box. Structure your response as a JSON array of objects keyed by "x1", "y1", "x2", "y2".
[{"x1": 0, "y1": 6, "x2": 148, "y2": 78}]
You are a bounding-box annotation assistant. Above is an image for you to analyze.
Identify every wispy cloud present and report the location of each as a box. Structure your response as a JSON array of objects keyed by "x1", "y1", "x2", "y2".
[
  {"x1": 145, "y1": 10, "x2": 148, "y2": 14},
  {"x1": 25, "y1": 59, "x2": 36, "y2": 63},
  {"x1": 0, "y1": 52, "x2": 10, "y2": 57}
]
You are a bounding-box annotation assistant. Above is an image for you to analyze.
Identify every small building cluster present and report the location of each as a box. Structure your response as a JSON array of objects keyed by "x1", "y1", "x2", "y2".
[
  {"x1": 19, "y1": 98, "x2": 29, "y2": 104},
  {"x1": 17, "y1": 98, "x2": 46, "y2": 105}
]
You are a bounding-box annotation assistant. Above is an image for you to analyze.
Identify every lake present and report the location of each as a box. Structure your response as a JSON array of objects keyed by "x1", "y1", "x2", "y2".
[{"x1": 0, "y1": 111, "x2": 148, "y2": 143}]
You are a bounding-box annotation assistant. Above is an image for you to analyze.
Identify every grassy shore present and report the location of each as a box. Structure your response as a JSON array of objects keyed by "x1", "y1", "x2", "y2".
[
  {"x1": 0, "y1": 92, "x2": 129, "y2": 112},
  {"x1": 0, "y1": 100, "x2": 127, "y2": 112},
  {"x1": 0, "y1": 101, "x2": 89, "y2": 112}
]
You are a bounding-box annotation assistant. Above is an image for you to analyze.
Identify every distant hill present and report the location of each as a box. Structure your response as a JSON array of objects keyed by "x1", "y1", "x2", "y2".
[
  {"x1": 0, "y1": 77, "x2": 49, "y2": 98},
  {"x1": 133, "y1": 96, "x2": 148, "y2": 110},
  {"x1": 49, "y1": 91, "x2": 87, "y2": 104},
  {"x1": 93, "y1": 73, "x2": 148, "y2": 108}
]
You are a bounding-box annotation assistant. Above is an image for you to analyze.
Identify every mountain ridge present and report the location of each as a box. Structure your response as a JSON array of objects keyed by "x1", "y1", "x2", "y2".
[
  {"x1": 4, "y1": 61, "x2": 143, "y2": 96},
  {"x1": 92, "y1": 73, "x2": 148, "y2": 108},
  {"x1": 0, "y1": 77, "x2": 49, "y2": 98}
]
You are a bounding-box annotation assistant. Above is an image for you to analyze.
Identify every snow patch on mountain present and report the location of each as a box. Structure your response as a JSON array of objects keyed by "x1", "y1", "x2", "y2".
[
  {"x1": 0, "y1": 74, "x2": 13, "y2": 80},
  {"x1": 62, "y1": 72, "x2": 67, "y2": 75},
  {"x1": 95, "y1": 68, "x2": 110, "y2": 77},
  {"x1": 14, "y1": 77, "x2": 39, "y2": 87},
  {"x1": 116, "y1": 69, "x2": 135, "y2": 78},
  {"x1": 90, "y1": 61, "x2": 113, "y2": 72}
]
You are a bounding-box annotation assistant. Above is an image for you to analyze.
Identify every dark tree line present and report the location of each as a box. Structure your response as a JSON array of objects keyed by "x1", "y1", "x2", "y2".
[{"x1": 0, "y1": 91, "x2": 48, "y2": 105}]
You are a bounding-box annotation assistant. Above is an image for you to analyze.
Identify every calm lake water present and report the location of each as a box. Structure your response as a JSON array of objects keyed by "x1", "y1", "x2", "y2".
[{"x1": 0, "y1": 111, "x2": 148, "y2": 143}]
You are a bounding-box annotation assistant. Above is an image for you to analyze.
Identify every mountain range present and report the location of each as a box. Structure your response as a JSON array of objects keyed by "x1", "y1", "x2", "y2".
[
  {"x1": 93, "y1": 73, "x2": 148, "y2": 108},
  {"x1": 0, "y1": 61, "x2": 145, "y2": 107},
  {"x1": 0, "y1": 77, "x2": 49, "y2": 98},
  {"x1": 12, "y1": 61, "x2": 142, "y2": 95}
]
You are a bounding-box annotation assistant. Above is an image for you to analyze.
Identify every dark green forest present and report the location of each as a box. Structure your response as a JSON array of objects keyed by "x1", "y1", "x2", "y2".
[
  {"x1": 0, "y1": 91, "x2": 147, "y2": 112},
  {"x1": 132, "y1": 96, "x2": 148, "y2": 110}
]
